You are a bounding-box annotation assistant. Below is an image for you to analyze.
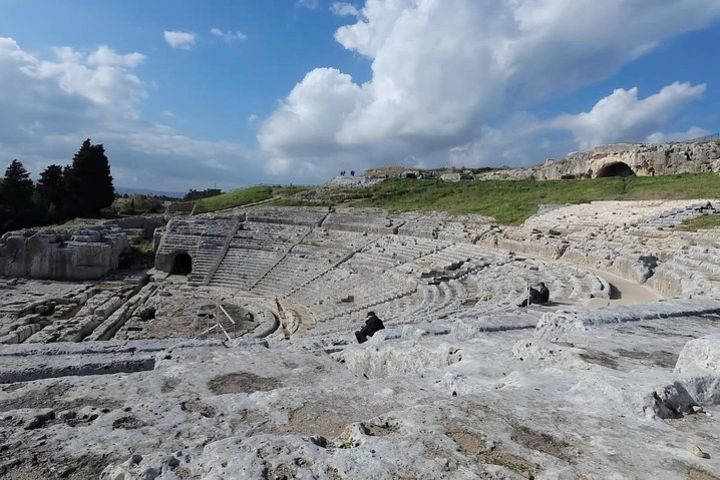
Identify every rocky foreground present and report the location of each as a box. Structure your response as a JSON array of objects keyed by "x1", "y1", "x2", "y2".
[{"x1": 0, "y1": 201, "x2": 719, "y2": 479}]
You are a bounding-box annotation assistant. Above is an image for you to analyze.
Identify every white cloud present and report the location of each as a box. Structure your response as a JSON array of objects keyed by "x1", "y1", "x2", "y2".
[
  {"x1": 447, "y1": 83, "x2": 709, "y2": 169},
  {"x1": 258, "y1": 68, "x2": 365, "y2": 167},
  {"x1": 18, "y1": 44, "x2": 146, "y2": 115},
  {"x1": 259, "y1": 0, "x2": 720, "y2": 177},
  {"x1": 163, "y1": 30, "x2": 196, "y2": 50},
  {"x1": 550, "y1": 82, "x2": 706, "y2": 149},
  {"x1": 448, "y1": 115, "x2": 558, "y2": 169},
  {"x1": 448, "y1": 82, "x2": 708, "y2": 168},
  {"x1": 210, "y1": 28, "x2": 248, "y2": 43},
  {"x1": 330, "y1": 2, "x2": 359, "y2": 16},
  {"x1": 87, "y1": 45, "x2": 145, "y2": 67},
  {"x1": 0, "y1": 37, "x2": 263, "y2": 192},
  {"x1": 296, "y1": 0, "x2": 319, "y2": 10},
  {"x1": 646, "y1": 126, "x2": 710, "y2": 144}
]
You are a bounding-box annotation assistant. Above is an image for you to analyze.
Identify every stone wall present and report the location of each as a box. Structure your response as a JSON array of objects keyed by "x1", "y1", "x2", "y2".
[
  {"x1": 106, "y1": 216, "x2": 166, "y2": 240},
  {"x1": 0, "y1": 225, "x2": 129, "y2": 280},
  {"x1": 533, "y1": 140, "x2": 720, "y2": 180}
]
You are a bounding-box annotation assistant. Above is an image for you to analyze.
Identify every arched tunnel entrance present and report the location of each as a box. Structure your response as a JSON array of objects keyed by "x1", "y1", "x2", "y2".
[
  {"x1": 596, "y1": 162, "x2": 636, "y2": 178},
  {"x1": 171, "y1": 253, "x2": 193, "y2": 275}
]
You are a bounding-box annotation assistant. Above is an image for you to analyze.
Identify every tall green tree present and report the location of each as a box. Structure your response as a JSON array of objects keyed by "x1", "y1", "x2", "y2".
[
  {"x1": 0, "y1": 159, "x2": 36, "y2": 231},
  {"x1": 64, "y1": 139, "x2": 115, "y2": 217},
  {"x1": 1, "y1": 160, "x2": 34, "y2": 207},
  {"x1": 35, "y1": 164, "x2": 65, "y2": 215}
]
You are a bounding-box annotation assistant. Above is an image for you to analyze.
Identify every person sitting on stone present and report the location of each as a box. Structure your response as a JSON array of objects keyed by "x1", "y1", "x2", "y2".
[
  {"x1": 518, "y1": 282, "x2": 550, "y2": 307},
  {"x1": 355, "y1": 311, "x2": 385, "y2": 344}
]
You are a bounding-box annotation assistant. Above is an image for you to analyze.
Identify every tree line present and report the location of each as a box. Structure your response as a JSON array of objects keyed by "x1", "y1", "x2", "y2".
[
  {"x1": 0, "y1": 139, "x2": 115, "y2": 234},
  {"x1": 183, "y1": 188, "x2": 222, "y2": 201}
]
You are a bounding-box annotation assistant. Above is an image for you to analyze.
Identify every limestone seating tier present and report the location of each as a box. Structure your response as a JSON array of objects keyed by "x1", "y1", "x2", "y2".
[
  {"x1": 322, "y1": 210, "x2": 398, "y2": 234},
  {"x1": 351, "y1": 237, "x2": 451, "y2": 269},
  {"x1": 152, "y1": 208, "x2": 679, "y2": 338},
  {"x1": 4, "y1": 203, "x2": 720, "y2": 477},
  {"x1": 5, "y1": 202, "x2": 716, "y2": 348},
  {"x1": 210, "y1": 248, "x2": 282, "y2": 289},
  {"x1": 250, "y1": 233, "x2": 370, "y2": 299},
  {"x1": 251, "y1": 252, "x2": 339, "y2": 298},
  {"x1": 245, "y1": 207, "x2": 328, "y2": 227},
  {"x1": 645, "y1": 202, "x2": 720, "y2": 229},
  {"x1": 156, "y1": 216, "x2": 239, "y2": 283}
]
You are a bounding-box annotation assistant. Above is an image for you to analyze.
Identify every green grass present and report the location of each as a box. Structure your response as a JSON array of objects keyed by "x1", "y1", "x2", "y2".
[
  {"x1": 194, "y1": 186, "x2": 274, "y2": 213},
  {"x1": 356, "y1": 173, "x2": 720, "y2": 224},
  {"x1": 129, "y1": 239, "x2": 155, "y2": 266},
  {"x1": 58, "y1": 218, "x2": 80, "y2": 227},
  {"x1": 188, "y1": 173, "x2": 720, "y2": 224},
  {"x1": 678, "y1": 213, "x2": 720, "y2": 232},
  {"x1": 271, "y1": 185, "x2": 311, "y2": 196},
  {"x1": 113, "y1": 195, "x2": 163, "y2": 215}
]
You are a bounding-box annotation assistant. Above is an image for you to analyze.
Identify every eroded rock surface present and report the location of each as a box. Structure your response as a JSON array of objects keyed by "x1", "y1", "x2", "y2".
[
  {"x1": 0, "y1": 225, "x2": 129, "y2": 280},
  {"x1": 533, "y1": 140, "x2": 720, "y2": 179},
  {"x1": 0, "y1": 202, "x2": 719, "y2": 478}
]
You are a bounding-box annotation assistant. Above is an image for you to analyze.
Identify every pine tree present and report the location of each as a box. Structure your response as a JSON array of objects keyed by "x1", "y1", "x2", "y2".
[
  {"x1": 36, "y1": 164, "x2": 65, "y2": 214},
  {"x1": 1, "y1": 160, "x2": 34, "y2": 209},
  {"x1": 64, "y1": 139, "x2": 115, "y2": 217},
  {"x1": 0, "y1": 160, "x2": 35, "y2": 232}
]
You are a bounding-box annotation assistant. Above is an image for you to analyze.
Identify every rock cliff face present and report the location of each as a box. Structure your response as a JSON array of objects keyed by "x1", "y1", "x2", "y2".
[
  {"x1": 0, "y1": 225, "x2": 129, "y2": 280},
  {"x1": 534, "y1": 140, "x2": 720, "y2": 179}
]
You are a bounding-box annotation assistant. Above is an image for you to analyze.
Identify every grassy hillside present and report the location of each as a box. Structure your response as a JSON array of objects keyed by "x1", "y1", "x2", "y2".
[
  {"x1": 194, "y1": 186, "x2": 274, "y2": 213},
  {"x1": 357, "y1": 173, "x2": 720, "y2": 224},
  {"x1": 188, "y1": 173, "x2": 720, "y2": 224}
]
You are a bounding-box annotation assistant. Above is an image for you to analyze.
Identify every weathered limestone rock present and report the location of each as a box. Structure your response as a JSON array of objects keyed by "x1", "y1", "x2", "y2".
[
  {"x1": 106, "y1": 216, "x2": 165, "y2": 240},
  {"x1": 675, "y1": 335, "x2": 720, "y2": 376},
  {"x1": 534, "y1": 140, "x2": 720, "y2": 180},
  {"x1": 0, "y1": 225, "x2": 129, "y2": 280},
  {"x1": 2, "y1": 203, "x2": 720, "y2": 478},
  {"x1": 341, "y1": 335, "x2": 462, "y2": 378}
]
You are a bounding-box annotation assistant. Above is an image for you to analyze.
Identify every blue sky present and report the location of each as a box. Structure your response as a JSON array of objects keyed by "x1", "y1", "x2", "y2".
[
  {"x1": 1, "y1": 0, "x2": 719, "y2": 192},
  {"x1": 0, "y1": 1, "x2": 369, "y2": 142},
  {"x1": 537, "y1": 22, "x2": 720, "y2": 131}
]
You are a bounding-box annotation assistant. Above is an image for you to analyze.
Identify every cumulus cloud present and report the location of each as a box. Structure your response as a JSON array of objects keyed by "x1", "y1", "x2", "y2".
[
  {"x1": 210, "y1": 28, "x2": 248, "y2": 43},
  {"x1": 163, "y1": 30, "x2": 196, "y2": 50},
  {"x1": 449, "y1": 83, "x2": 708, "y2": 168},
  {"x1": 0, "y1": 37, "x2": 262, "y2": 191},
  {"x1": 87, "y1": 45, "x2": 145, "y2": 67},
  {"x1": 551, "y1": 82, "x2": 707, "y2": 149},
  {"x1": 258, "y1": 68, "x2": 365, "y2": 159},
  {"x1": 330, "y1": 2, "x2": 359, "y2": 16},
  {"x1": 259, "y1": 0, "x2": 720, "y2": 177},
  {"x1": 17, "y1": 43, "x2": 146, "y2": 115}
]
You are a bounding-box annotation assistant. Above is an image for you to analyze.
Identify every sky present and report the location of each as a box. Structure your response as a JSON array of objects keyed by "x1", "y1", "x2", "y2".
[{"x1": 1, "y1": 0, "x2": 720, "y2": 192}]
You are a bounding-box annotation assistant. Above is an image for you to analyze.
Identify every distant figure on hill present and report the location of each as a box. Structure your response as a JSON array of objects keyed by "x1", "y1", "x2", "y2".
[
  {"x1": 350, "y1": 170, "x2": 355, "y2": 177},
  {"x1": 355, "y1": 311, "x2": 385, "y2": 344},
  {"x1": 518, "y1": 282, "x2": 550, "y2": 307}
]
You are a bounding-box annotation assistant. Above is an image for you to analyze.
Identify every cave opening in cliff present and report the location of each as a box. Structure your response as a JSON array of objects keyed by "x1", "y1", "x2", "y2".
[
  {"x1": 171, "y1": 253, "x2": 193, "y2": 275},
  {"x1": 596, "y1": 162, "x2": 636, "y2": 178}
]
